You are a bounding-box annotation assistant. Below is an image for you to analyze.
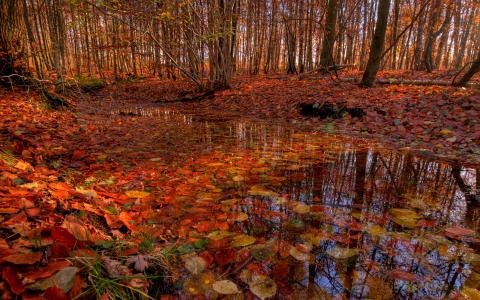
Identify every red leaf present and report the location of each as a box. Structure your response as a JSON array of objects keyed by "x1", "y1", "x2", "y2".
[
  {"x1": 271, "y1": 260, "x2": 290, "y2": 280},
  {"x1": 198, "y1": 251, "x2": 214, "y2": 267},
  {"x1": 444, "y1": 226, "x2": 475, "y2": 237},
  {"x1": 44, "y1": 287, "x2": 68, "y2": 300},
  {"x1": 214, "y1": 248, "x2": 236, "y2": 266},
  {"x1": 51, "y1": 226, "x2": 78, "y2": 248},
  {"x1": 2, "y1": 266, "x2": 26, "y2": 295},
  {"x1": 416, "y1": 219, "x2": 436, "y2": 228}
]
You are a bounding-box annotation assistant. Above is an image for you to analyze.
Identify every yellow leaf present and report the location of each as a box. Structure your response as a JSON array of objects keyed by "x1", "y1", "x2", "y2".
[
  {"x1": 293, "y1": 203, "x2": 310, "y2": 214},
  {"x1": 327, "y1": 247, "x2": 358, "y2": 260},
  {"x1": 461, "y1": 287, "x2": 480, "y2": 299},
  {"x1": 231, "y1": 234, "x2": 256, "y2": 247},
  {"x1": 207, "y1": 230, "x2": 234, "y2": 241},
  {"x1": 125, "y1": 190, "x2": 150, "y2": 198},
  {"x1": 438, "y1": 129, "x2": 452, "y2": 135}
]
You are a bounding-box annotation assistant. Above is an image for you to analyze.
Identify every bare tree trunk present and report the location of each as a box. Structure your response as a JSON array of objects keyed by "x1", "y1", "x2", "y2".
[
  {"x1": 319, "y1": 0, "x2": 337, "y2": 67},
  {"x1": 454, "y1": 5, "x2": 476, "y2": 69},
  {"x1": 422, "y1": 0, "x2": 451, "y2": 72},
  {"x1": 360, "y1": 0, "x2": 391, "y2": 87}
]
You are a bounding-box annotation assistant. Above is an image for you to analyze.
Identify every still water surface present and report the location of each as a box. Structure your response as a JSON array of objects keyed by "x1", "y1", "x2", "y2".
[{"x1": 99, "y1": 105, "x2": 480, "y2": 299}]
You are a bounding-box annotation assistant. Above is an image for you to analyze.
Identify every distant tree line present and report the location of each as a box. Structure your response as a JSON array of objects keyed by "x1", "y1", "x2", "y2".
[{"x1": 1, "y1": 0, "x2": 479, "y2": 89}]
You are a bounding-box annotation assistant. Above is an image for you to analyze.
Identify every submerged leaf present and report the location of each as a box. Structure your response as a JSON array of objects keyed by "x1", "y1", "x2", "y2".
[
  {"x1": 207, "y1": 230, "x2": 234, "y2": 241},
  {"x1": 231, "y1": 234, "x2": 256, "y2": 247},
  {"x1": 326, "y1": 247, "x2": 358, "y2": 260},
  {"x1": 248, "y1": 185, "x2": 279, "y2": 198},
  {"x1": 293, "y1": 203, "x2": 310, "y2": 214},
  {"x1": 212, "y1": 280, "x2": 240, "y2": 295},
  {"x1": 289, "y1": 246, "x2": 310, "y2": 261},
  {"x1": 184, "y1": 256, "x2": 207, "y2": 275},
  {"x1": 249, "y1": 276, "x2": 277, "y2": 300}
]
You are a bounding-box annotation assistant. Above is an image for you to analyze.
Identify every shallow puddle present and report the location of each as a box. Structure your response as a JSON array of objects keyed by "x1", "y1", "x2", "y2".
[{"x1": 89, "y1": 106, "x2": 480, "y2": 299}]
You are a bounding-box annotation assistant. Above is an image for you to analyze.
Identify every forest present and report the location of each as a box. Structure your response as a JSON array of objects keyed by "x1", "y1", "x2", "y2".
[{"x1": 0, "y1": 0, "x2": 480, "y2": 299}]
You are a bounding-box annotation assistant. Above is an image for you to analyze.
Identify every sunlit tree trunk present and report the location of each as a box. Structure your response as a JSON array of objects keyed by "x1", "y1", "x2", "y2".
[{"x1": 360, "y1": 0, "x2": 391, "y2": 87}]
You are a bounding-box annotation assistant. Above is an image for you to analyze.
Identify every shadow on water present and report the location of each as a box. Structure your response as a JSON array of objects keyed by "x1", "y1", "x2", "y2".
[{"x1": 104, "y1": 105, "x2": 480, "y2": 299}]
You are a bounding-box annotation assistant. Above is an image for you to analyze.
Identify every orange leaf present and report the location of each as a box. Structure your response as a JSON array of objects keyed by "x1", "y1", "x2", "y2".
[
  {"x1": 3, "y1": 252, "x2": 42, "y2": 265},
  {"x1": 23, "y1": 261, "x2": 71, "y2": 281}
]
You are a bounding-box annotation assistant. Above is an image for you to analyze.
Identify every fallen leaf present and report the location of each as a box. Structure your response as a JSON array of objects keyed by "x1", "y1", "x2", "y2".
[
  {"x1": 125, "y1": 190, "x2": 150, "y2": 198},
  {"x1": 44, "y1": 287, "x2": 68, "y2": 300},
  {"x1": 2, "y1": 266, "x2": 26, "y2": 295},
  {"x1": 388, "y1": 269, "x2": 420, "y2": 282},
  {"x1": 212, "y1": 280, "x2": 240, "y2": 295},
  {"x1": 249, "y1": 276, "x2": 277, "y2": 300},
  {"x1": 231, "y1": 234, "x2": 256, "y2": 247},
  {"x1": 3, "y1": 252, "x2": 42, "y2": 265},
  {"x1": 289, "y1": 246, "x2": 310, "y2": 261},
  {"x1": 326, "y1": 247, "x2": 358, "y2": 260},
  {"x1": 27, "y1": 267, "x2": 78, "y2": 292},
  {"x1": 184, "y1": 256, "x2": 207, "y2": 275}
]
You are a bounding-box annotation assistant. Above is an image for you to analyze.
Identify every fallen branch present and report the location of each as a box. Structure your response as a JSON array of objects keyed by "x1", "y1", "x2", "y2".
[{"x1": 341, "y1": 77, "x2": 480, "y2": 87}]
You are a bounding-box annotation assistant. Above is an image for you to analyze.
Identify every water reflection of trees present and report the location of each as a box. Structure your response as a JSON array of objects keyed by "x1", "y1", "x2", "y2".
[{"x1": 278, "y1": 148, "x2": 477, "y2": 299}]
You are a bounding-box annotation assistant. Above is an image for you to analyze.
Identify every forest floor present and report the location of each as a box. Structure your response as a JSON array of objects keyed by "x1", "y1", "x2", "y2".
[
  {"x1": 0, "y1": 70, "x2": 480, "y2": 299},
  {"x1": 97, "y1": 70, "x2": 480, "y2": 165}
]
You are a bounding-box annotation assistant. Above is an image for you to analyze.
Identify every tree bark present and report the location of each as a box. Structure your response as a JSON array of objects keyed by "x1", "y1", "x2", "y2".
[
  {"x1": 360, "y1": 0, "x2": 391, "y2": 87},
  {"x1": 454, "y1": 50, "x2": 480, "y2": 87},
  {"x1": 319, "y1": 0, "x2": 337, "y2": 68}
]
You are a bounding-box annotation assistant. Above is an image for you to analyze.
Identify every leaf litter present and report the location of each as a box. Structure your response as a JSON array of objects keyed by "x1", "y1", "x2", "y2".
[{"x1": 0, "y1": 86, "x2": 479, "y2": 299}]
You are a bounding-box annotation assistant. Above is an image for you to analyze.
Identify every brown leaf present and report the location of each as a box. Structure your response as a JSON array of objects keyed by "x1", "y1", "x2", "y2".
[
  {"x1": 3, "y1": 252, "x2": 42, "y2": 265},
  {"x1": 23, "y1": 261, "x2": 71, "y2": 282}
]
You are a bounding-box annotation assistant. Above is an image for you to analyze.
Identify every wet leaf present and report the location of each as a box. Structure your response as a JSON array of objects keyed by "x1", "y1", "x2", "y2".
[
  {"x1": 293, "y1": 203, "x2": 310, "y2": 214},
  {"x1": 184, "y1": 256, "x2": 207, "y2": 275},
  {"x1": 215, "y1": 248, "x2": 236, "y2": 266},
  {"x1": 445, "y1": 226, "x2": 475, "y2": 237},
  {"x1": 248, "y1": 185, "x2": 279, "y2": 198},
  {"x1": 326, "y1": 247, "x2": 358, "y2": 260},
  {"x1": 207, "y1": 230, "x2": 234, "y2": 241},
  {"x1": 212, "y1": 280, "x2": 240, "y2": 295},
  {"x1": 249, "y1": 276, "x2": 277, "y2": 300},
  {"x1": 231, "y1": 234, "x2": 256, "y2": 247},
  {"x1": 460, "y1": 287, "x2": 480, "y2": 299},
  {"x1": 183, "y1": 277, "x2": 204, "y2": 295},
  {"x1": 289, "y1": 246, "x2": 310, "y2": 261},
  {"x1": 366, "y1": 224, "x2": 386, "y2": 236},
  {"x1": 388, "y1": 269, "x2": 420, "y2": 282}
]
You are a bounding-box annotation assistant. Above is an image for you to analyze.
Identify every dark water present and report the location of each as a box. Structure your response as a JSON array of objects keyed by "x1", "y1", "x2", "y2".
[{"x1": 101, "y1": 106, "x2": 480, "y2": 299}]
